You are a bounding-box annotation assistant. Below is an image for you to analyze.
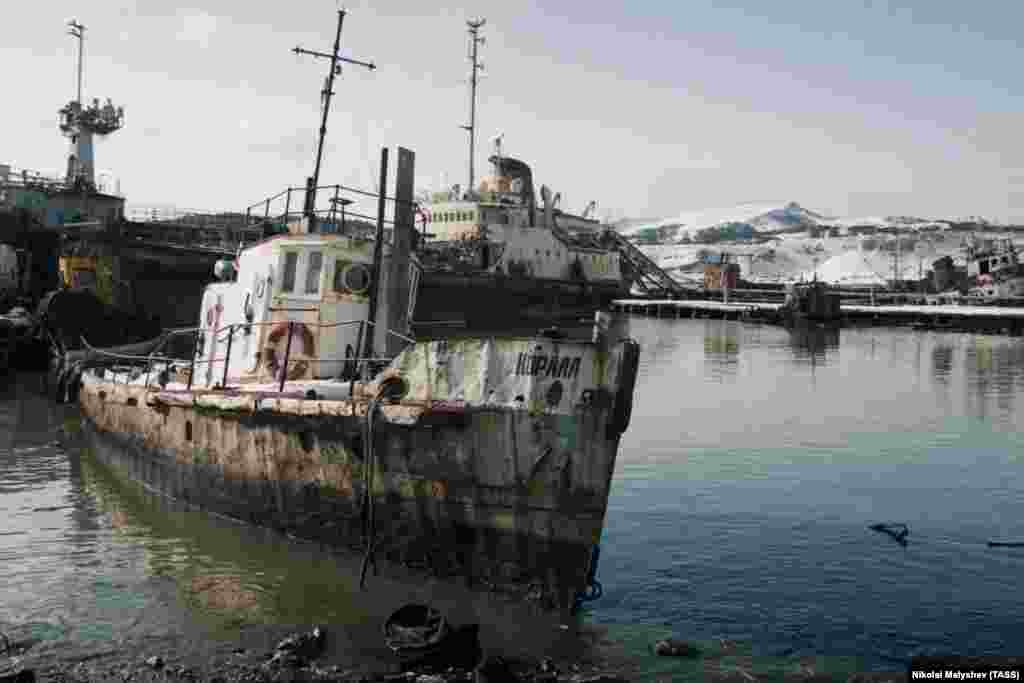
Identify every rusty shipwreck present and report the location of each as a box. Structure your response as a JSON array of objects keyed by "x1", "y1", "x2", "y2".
[{"x1": 60, "y1": 147, "x2": 640, "y2": 611}]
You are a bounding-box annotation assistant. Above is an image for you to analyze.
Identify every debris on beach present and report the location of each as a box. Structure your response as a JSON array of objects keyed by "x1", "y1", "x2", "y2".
[
  {"x1": 265, "y1": 626, "x2": 328, "y2": 669},
  {"x1": 653, "y1": 638, "x2": 702, "y2": 657}
]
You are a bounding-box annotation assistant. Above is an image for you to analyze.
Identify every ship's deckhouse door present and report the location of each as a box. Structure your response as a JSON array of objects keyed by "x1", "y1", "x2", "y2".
[{"x1": 245, "y1": 266, "x2": 273, "y2": 373}]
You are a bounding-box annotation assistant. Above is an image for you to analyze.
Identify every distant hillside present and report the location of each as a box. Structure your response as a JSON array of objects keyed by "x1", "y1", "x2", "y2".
[{"x1": 620, "y1": 201, "x2": 1011, "y2": 245}]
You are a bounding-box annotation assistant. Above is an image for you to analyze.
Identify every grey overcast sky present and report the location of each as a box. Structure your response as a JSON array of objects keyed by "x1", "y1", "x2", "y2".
[{"x1": 4, "y1": 1, "x2": 1024, "y2": 222}]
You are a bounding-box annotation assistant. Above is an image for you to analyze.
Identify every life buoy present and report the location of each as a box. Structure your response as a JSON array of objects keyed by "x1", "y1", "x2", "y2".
[
  {"x1": 607, "y1": 339, "x2": 640, "y2": 437},
  {"x1": 262, "y1": 321, "x2": 316, "y2": 381}
]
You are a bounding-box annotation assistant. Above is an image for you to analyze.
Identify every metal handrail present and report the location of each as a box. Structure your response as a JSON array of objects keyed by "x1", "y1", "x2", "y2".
[{"x1": 83, "y1": 318, "x2": 417, "y2": 393}]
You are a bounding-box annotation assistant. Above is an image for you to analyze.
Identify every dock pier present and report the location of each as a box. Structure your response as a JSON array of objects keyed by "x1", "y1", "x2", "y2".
[{"x1": 612, "y1": 298, "x2": 1024, "y2": 335}]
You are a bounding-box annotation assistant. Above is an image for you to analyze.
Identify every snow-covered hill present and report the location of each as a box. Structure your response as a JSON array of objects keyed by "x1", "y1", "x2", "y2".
[
  {"x1": 622, "y1": 200, "x2": 833, "y2": 243},
  {"x1": 636, "y1": 231, "x2": 984, "y2": 286},
  {"x1": 619, "y1": 200, "x2": 998, "y2": 244}
]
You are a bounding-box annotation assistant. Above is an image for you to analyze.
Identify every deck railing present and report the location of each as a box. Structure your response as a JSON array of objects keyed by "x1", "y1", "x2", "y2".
[{"x1": 83, "y1": 318, "x2": 416, "y2": 395}]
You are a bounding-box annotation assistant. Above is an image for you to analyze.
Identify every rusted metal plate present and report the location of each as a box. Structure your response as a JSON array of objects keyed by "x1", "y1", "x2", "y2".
[{"x1": 390, "y1": 337, "x2": 623, "y2": 416}]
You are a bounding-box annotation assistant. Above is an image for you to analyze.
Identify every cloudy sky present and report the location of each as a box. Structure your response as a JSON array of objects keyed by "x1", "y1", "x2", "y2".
[{"x1": 5, "y1": 1, "x2": 1024, "y2": 222}]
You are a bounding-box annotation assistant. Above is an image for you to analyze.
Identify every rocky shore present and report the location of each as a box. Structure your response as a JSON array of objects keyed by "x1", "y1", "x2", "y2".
[
  {"x1": 1, "y1": 622, "x2": 638, "y2": 683},
  {"x1": 1, "y1": 625, "x2": 914, "y2": 683}
]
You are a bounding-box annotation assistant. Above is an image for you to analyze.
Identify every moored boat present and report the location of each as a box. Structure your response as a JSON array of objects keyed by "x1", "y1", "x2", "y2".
[
  {"x1": 63, "y1": 10, "x2": 642, "y2": 611},
  {"x1": 67, "y1": 168, "x2": 640, "y2": 610},
  {"x1": 965, "y1": 236, "x2": 1024, "y2": 299},
  {"x1": 415, "y1": 143, "x2": 633, "y2": 335},
  {"x1": 412, "y1": 21, "x2": 635, "y2": 335}
]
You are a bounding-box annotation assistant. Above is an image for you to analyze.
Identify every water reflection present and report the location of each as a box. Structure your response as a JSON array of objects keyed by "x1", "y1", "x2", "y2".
[
  {"x1": 0, "y1": 375, "x2": 71, "y2": 495},
  {"x1": 64, "y1": 438, "x2": 611, "y2": 670},
  {"x1": 785, "y1": 324, "x2": 839, "y2": 364},
  {"x1": 964, "y1": 337, "x2": 1024, "y2": 419},
  {"x1": 703, "y1": 321, "x2": 740, "y2": 381},
  {"x1": 931, "y1": 344, "x2": 954, "y2": 384}
]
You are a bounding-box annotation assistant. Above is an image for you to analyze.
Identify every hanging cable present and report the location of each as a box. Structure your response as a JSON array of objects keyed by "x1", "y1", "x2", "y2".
[{"x1": 359, "y1": 374, "x2": 409, "y2": 590}]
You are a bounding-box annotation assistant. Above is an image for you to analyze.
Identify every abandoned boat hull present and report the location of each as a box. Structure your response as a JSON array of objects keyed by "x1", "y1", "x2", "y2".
[{"x1": 75, "y1": 334, "x2": 639, "y2": 611}]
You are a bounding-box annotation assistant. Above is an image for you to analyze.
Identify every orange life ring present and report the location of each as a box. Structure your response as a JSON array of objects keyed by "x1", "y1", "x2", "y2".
[{"x1": 262, "y1": 321, "x2": 316, "y2": 381}]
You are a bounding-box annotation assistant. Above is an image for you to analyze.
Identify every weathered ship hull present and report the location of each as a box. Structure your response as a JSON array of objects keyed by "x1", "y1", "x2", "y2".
[{"x1": 75, "y1": 334, "x2": 638, "y2": 611}]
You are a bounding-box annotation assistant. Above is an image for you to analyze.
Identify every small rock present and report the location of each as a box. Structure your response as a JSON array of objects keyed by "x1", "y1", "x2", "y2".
[
  {"x1": 145, "y1": 655, "x2": 165, "y2": 670},
  {"x1": 540, "y1": 658, "x2": 557, "y2": 674},
  {"x1": 653, "y1": 638, "x2": 701, "y2": 657},
  {"x1": 274, "y1": 626, "x2": 327, "y2": 661},
  {"x1": 475, "y1": 656, "x2": 517, "y2": 683}
]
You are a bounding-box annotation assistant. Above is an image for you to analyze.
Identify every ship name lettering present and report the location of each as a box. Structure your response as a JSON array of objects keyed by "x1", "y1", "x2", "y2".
[{"x1": 515, "y1": 354, "x2": 581, "y2": 379}]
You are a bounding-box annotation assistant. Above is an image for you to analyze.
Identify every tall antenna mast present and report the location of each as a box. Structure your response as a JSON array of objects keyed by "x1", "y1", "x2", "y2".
[
  {"x1": 461, "y1": 19, "x2": 486, "y2": 194},
  {"x1": 59, "y1": 19, "x2": 123, "y2": 190},
  {"x1": 293, "y1": 10, "x2": 376, "y2": 224},
  {"x1": 68, "y1": 20, "x2": 85, "y2": 104}
]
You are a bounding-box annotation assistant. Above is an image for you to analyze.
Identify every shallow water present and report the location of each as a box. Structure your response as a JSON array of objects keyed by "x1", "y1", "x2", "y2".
[
  {"x1": 1, "y1": 319, "x2": 1022, "y2": 677},
  {"x1": 599, "y1": 317, "x2": 1024, "y2": 678}
]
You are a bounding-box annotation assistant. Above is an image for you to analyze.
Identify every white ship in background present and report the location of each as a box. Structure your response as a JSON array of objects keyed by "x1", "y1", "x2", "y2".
[
  {"x1": 411, "y1": 20, "x2": 639, "y2": 333},
  {"x1": 966, "y1": 236, "x2": 1024, "y2": 298}
]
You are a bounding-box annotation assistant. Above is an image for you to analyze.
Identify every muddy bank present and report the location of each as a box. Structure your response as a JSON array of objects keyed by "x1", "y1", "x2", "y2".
[
  {"x1": 3, "y1": 621, "x2": 635, "y2": 683},
  {"x1": 2, "y1": 622, "x2": 914, "y2": 683}
]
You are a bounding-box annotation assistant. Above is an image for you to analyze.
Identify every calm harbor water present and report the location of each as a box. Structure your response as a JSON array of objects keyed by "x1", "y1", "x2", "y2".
[{"x1": 1, "y1": 318, "x2": 1022, "y2": 677}]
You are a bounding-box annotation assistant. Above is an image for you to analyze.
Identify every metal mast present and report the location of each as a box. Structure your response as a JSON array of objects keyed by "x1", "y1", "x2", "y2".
[
  {"x1": 60, "y1": 20, "x2": 123, "y2": 190},
  {"x1": 293, "y1": 10, "x2": 376, "y2": 223},
  {"x1": 461, "y1": 19, "x2": 485, "y2": 194},
  {"x1": 68, "y1": 20, "x2": 84, "y2": 104}
]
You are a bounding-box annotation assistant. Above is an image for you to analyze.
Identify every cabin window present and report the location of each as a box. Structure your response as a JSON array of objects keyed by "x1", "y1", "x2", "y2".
[
  {"x1": 281, "y1": 252, "x2": 298, "y2": 293},
  {"x1": 305, "y1": 251, "x2": 323, "y2": 294}
]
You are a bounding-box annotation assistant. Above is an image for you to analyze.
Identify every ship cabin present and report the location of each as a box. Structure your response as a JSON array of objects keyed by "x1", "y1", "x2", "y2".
[
  {"x1": 193, "y1": 223, "x2": 420, "y2": 389},
  {"x1": 964, "y1": 238, "x2": 1024, "y2": 298},
  {"x1": 966, "y1": 238, "x2": 1020, "y2": 279},
  {"x1": 422, "y1": 155, "x2": 623, "y2": 284}
]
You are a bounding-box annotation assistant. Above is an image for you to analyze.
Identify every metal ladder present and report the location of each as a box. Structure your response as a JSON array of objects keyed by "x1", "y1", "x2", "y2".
[{"x1": 608, "y1": 231, "x2": 689, "y2": 297}]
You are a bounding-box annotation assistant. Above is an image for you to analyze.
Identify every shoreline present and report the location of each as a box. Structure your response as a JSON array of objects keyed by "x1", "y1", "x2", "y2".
[
  {"x1": 4, "y1": 620, "x2": 638, "y2": 683},
  {"x1": 2, "y1": 623, "x2": 915, "y2": 683}
]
